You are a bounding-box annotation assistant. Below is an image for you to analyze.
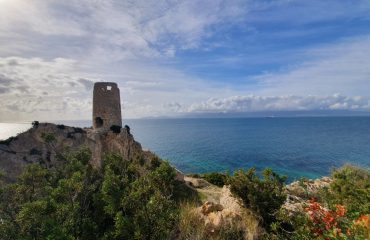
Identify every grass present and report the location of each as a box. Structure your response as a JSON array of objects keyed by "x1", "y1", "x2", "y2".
[{"x1": 175, "y1": 197, "x2": 262, "y2": 240}]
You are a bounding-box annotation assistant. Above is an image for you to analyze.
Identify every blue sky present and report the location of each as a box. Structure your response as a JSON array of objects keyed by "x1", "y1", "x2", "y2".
[{"x1": 0, "y1": 0, "x2": 370, "y2": 121}]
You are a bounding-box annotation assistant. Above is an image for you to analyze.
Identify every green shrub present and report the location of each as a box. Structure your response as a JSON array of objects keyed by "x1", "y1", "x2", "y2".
[
  {"x1": 218, "y1": 221, "x2": 246, "y2": 240},
  {"x1": 229, "y1": 168, "x2": 287, "y2": 229},
  {"x1": 32, "y1": 121, "x2": 39, "y2": 127},
  {"x1": 267, "y1": 165, "x2": 370, "y2": 240},
  {"x1": 148, "y1": 156, "x2": 161, "y2": 170},
  {"x1": 124, "y1": 125, "x2": 131, "y2": 134},
  {"x1": 41, "y1": 132, "x2": 56, "y2": 143},
  {"x1": 101, "y1": 155, "x2": 179, "y2": 239},
  {"x1": 202, "y1": 172, "x2": 229, "y2": 187},
  {"x1": 0, "y1": 149, "x2": 181, "y2": 240},
  {"x1": 320, "y1": 165, "x2": 369, "y2": 219}
]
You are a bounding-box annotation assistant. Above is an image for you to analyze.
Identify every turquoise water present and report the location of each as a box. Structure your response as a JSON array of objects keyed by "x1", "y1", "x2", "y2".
[
  {"x1": 124, "y1": 117, "x2": 370, "y2": 181},
  {"x1": 1, "y1": 117, "x2": 370, "y2": 181}
]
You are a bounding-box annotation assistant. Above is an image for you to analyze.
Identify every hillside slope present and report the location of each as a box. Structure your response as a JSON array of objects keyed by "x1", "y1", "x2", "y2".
[{"x1": 0, "y1": 123, "x2": 154, "y2": 182}]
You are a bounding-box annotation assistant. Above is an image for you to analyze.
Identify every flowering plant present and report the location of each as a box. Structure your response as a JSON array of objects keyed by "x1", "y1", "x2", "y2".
[{"x1": 305, "y1": 199, "x2": 369, "y2": 239}]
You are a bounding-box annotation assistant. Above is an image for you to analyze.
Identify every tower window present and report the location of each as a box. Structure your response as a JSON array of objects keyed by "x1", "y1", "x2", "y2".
[{"x1": 95, "y1": 117, "x2": 103, "y2": 128}]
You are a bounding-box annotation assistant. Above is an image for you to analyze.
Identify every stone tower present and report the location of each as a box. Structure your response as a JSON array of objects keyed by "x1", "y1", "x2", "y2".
[{"x1": 92, "y1": 82, "x2": 122, "y2": 131}]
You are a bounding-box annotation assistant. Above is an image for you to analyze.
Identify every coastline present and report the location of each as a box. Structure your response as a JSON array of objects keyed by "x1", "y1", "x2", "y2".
[{"x1": 1, "y1": 119, "x2": 370, "y2": 182}]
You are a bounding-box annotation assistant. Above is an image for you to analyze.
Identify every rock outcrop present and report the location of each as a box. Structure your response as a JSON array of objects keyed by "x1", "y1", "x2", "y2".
[
  {"x1": 283, "y1": 177, "x2": 332, "y2": 215},
  {"x1": 0, "y1": 123, "x2": 157, "y2": 182},
  {"x1": 87, "y1": 126, "x2": 143, "y2": 168},
  {"x1": 195, "y1": 185, "x2": 246, "y2": 234},
  {"x1": 201, "y1": 201, "x2": 224, "y2": 215},
  {"x1": 184, "y1": 176, "x2": 210, "y2": 188},
  {"x1": 285, "y1": 177, "x2": 332, "y2": 198},
  {"x1": 219, "y1": 186, "x2": 243, "y2": 214}
]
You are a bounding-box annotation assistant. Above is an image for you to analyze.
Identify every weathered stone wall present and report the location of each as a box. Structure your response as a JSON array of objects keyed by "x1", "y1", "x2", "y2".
[{"x1": 93, "y1": 82, "x2": 122, "y2": 131}]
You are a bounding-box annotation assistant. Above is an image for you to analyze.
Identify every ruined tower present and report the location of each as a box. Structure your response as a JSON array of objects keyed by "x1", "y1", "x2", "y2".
[{"x1": 92, "y1": 82, "x2": 122, "y2": 131}]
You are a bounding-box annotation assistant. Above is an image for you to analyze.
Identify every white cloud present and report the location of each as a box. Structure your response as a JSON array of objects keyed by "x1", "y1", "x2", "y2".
[
  {"x1": 254, "y1": 36, "x2": 370, "y2": 97},
  {"x1": 0, "y1": 0, "x2": 86, "y2": 37},
  {"x1": 0, "y1": 0, "x2": 249, "y2": 60},
  {"x1": 188, "y1": 95, "x2": 370, "y2": 113},
  {"x1": 0, "y1": 1, "x2": 370, "y2": 121},
  {"x1": 0, "y1": 57, "x2": 94, "y2": 121},
  {"x1": 0, "y1": 55, "x2": 233, "y2": 120}
]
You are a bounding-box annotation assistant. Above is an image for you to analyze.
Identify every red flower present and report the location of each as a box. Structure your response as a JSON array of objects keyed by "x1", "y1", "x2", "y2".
[
  {"x1": 304, "y1": 199, "x2": 349, "y2": 238},
  {"x1": 355, "y1": 215, "x2": 370, "y2": 227},
  {"x1": 335, "y1": 204, "x2": 346, "y2": 217}
]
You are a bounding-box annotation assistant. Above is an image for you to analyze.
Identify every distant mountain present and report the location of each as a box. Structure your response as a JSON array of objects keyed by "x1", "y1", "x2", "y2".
[{"x1": 178, "y1": 110, "x2": 370, "y2": 118}]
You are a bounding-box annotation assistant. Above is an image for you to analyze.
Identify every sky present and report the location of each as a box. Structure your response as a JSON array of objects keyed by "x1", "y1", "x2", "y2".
[{"x1": 0, "y1": 0, "x2": 370, "y2": 121}]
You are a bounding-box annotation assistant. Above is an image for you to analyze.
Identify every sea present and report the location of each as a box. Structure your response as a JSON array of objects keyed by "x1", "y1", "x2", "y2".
[{"x1": 1, "y1": 117, "x2": 370, "y2": 181}]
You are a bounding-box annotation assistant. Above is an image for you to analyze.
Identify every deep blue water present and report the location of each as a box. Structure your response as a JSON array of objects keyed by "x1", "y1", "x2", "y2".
[
  {"x1": 124, "y1": 117, "x2": 370, "y2": 181},
  {"x1": 2, "y1": 117, "x2": 370, "y2": 181}
]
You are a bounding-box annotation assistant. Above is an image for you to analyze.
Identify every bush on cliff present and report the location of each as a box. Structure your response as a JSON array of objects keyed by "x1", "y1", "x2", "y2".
[
  {"x1": 31, "y1": 121, "x2": 39, "y2": 127},
  {"x1": 0, "y1": 148, "x2": 181, "y2": 240},
  {"x1": 266, "y1": 165, "x2": 370, "y2": 240},
  {"x1": 228, "y1": 168, "x2": 287, "y2": 229},
  {"x1": 101, "y1": 153, "x2": 179, "y2": 239},
  {"x1": 201, "y1": 172, "x2": 229, "y2": 187},
  {"x1": 320, "y1": 165, "x2": 369, "y2": 219}
]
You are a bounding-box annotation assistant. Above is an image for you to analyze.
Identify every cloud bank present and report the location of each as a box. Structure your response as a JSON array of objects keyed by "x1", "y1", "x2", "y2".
[
  {"x1": 0, "y1": 0, "x2": 370, "y2": 121},
  {"x1": 187, "y1": 95, "x2": 370, "y2": 113},
  {"x1": 0, "y1": 57, "x2": 94, "y2": 121}
]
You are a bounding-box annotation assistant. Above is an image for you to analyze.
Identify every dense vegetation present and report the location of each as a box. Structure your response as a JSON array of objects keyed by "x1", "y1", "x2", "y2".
[
  {"x1": 229, "y1": 168, "x2": 287, "y2": 229},
  {"x1": 0, "y1": 148, "x2": 185, "y2": 240},
  {"x1": 266, "y1": 165, "x2": 369, "y2": 240},
  {"x1": 0, "y1": 144, "x2": 368, "y2": 240},
  {"x1": 187, "y1": 166, "x2": 369, "y2": 239}
]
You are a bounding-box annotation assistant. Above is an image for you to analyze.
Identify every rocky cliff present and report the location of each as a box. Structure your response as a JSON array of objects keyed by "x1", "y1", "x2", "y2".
[{"x1": 0, "y1": 122, "x2": 156, "y2": 182}]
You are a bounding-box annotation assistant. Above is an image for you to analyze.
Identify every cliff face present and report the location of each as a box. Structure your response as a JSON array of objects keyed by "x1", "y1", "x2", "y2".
[
  {"x1": 0, "y1": 123, "x2": 148, "y2": 182},
  {"x1": 87, "y1": 126, "x2": 144, "y2": 168}
]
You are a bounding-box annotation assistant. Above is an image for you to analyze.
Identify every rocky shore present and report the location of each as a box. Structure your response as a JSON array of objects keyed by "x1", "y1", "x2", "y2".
[{"x1": 182, "y1": 174, "x2": 334, "y2": 237}]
